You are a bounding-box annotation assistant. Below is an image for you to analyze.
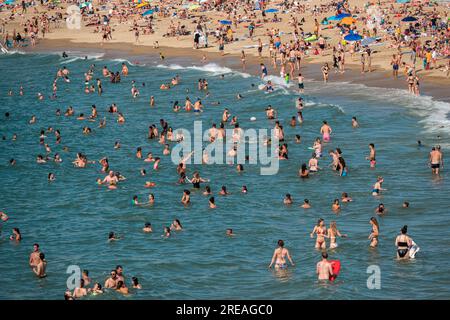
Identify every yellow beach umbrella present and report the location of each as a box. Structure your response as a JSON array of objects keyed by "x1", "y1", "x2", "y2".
[
  {"x1": 341, "y1": 17, "x2": 356, "y2": 25},
  {"x1": 136, "y1": 2, "x2": 149, "y2": 8}
]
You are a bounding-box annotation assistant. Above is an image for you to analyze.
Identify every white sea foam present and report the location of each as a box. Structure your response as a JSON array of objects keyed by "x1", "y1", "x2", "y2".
[
  {"x1": 156, "y1": 63, "x2": 251, "y2": 78},
  {"x1": 59, "y1": 52, "x2": 105, "y2": 64}
]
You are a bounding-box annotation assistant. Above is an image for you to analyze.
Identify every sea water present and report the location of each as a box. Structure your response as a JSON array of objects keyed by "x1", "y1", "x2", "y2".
[{"x1": 0, "y1": 52, "x2": 449, "y2": 299}]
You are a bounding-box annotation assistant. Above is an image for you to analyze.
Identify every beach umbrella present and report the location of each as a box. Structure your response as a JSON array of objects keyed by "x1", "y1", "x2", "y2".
[
  {"x1": 142, "y1": 9, "x2": 153, "y2": 16},
  {"x1": 304, "y1": 34, "x2": 318, "y2": 42},
  {"x1": 344, "y1": 33, "x2": 362, "y2": 41},
  {"x1": 341, "y1": 17, "x2": 356, "y2": 25},
  {"x1": 328, "y1": 16, "x2": 341, "y2": 21},
  {"x1": 220, "y1": 20, "x2": 232, "y2": 25},
  {"x1": 136, "y1": 2, "x2": 149, "y2": 8},
  {"x1": 396, "y1": 0, "x2": 410, "y2": 3},
  {"x1": 265, "y1": 8, "x2": 279, "y2": 13},
  {"x1": 401, "y1": 16, "x2": 417, "y2": 22},
  {"x1": 335, "y1": 13, "x2": 351, "y2": 20},
  {"x1": 361, "y1": 37, "x2": 376, "y2": 46}
]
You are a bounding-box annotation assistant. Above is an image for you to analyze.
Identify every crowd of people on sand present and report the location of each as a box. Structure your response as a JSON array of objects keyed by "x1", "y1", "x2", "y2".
[{"x1": 0, "y1": 0, "x2": 447, "y2": 298}]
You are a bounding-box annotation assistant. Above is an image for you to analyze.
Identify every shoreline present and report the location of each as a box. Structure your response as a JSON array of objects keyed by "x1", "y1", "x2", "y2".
[{"x1": 22, "y1": 38, "x2": 450, "y2": 103}]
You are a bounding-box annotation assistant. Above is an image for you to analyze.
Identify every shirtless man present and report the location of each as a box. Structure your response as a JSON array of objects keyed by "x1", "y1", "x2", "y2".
[
  {"x1": 429, "y1": 147, "x2": 443, "y2": 174},
  {"x1": 366, "y1": 143, "x2": 376, "y2": 168},
  {"x1": 104, "y1": 270, "x2": 118, "y2": 289},
  {"x1": 316, "y1": 252, "x2": 333, "y2": 281},
  {"x1": 102, "y1": 171, "x2": 119, "y2": 186},
  {"x1": 73, "y1": 279, "x2": 88, "y2": 298},
  {"x1": 320, "y1": 121, "x2": 332, "y2": 142},
  {"x1": 29, "y1": 243, "x2": 41, "y2": 268},
  {"x1": 268, "y1": 240, "x2": 295, "y2": 269}
]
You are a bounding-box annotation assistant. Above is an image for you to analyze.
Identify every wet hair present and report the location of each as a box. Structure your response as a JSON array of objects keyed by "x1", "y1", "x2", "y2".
[
  {"x1": 145, "y1": 222, "x2": 151, "y2": 227},
  {"x1": 39, "y1": 253, "x2": 45, "y2": 260},
  {"x1": 401, "y1": 225, "x2": 408, "y2": 234},
  {"x1": 304, "y1": 199, "x2": 309, "y2": 204},
  {"x1": 278, "y1": 240, "x2": 284, "y2": 247},
  {"x1": 205, "y1": 186, "x2": 211, "y2": 193},
  {"x1": 184, "y1": 189, "x2": 191, "y2": 195},
  {"x1": 175, "y1": 219, "x2": 182, "y2": 228},
  {"x1": 285, "y1": 193, "x2": 291, "y2": 199},
  {"x1": 322, "y1": 252, "x2": 328, "y2": 259},
  {"x1": 132, "y1": 277, "x2": 139, "y2": 285},
  {"x1": 34, "y1": 243, "x2": 39, "y2": 248},
  {"x1": 108, "y1": 232, "x2": 115, "y2": 239},
  {"x1": 116, "y1": 281, "x2": 124, "y2": 289},
  {"x1": 369, "y1": 143, "x2": 375, "y2": 148},
  {"x1": 80, "y1": 279, "x2": 85, "y2": 287},
  {"x1": 403, "y1": 201, "x2": 409, "y2": 207},
  {"x1": 209, "y1": 196, "x2": 215, "y2": 204}
]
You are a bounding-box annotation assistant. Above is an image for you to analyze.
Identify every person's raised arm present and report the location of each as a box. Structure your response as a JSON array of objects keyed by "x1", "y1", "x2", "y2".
[{"x1": 268, "y1": 250, "x2": 277, "y2": 269}]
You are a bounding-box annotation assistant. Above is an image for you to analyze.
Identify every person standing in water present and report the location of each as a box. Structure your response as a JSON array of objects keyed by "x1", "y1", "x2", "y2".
[
  {"x1": 429, "y1": 147, "x2": 443, "y2": 175},
  {"x1": 366, "y1": 143, "x2": 376, "y2": 168},
  {"x1": 268, "y1": 240, "x2": 295, "y2": 269},
  {"x1": 320, "y1": 121, "x2": 332, "y2": 142},
  {"x1": 369, "y1": 217, "x2": 379, "y2": 248},
  {"x1": 316, "y1": 252, "x2": 333, "y2": 281},
  {"x1": 311, "y1": 218, "x2": 327, "y2": 250},
  {"x1": 328, "y1": 221, "x2": 347, "y2": 249},
  {"x1": 395, "y1": 225, "x2": 413, "y2": 260}
]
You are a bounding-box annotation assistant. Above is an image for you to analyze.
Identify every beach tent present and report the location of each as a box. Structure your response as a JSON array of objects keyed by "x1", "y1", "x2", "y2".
[
  {"x1": 265, "y1": 8, "x2": 279, "y2": 13},
  {"x1": 344, "y1": 33, "x2": 362, "y2": 41},
  {"x1": 142, "y1": 9, "x2": 153, "y2": 16},
  {"x1": 401, "y1": 16, "x2": 417, "y2": 22},
  {"x1": 341, "y1": 17, "x2": 356, "y2": 25},
  {"x1": 220, "y1": 20, "x2": 232, "y2": 25}
]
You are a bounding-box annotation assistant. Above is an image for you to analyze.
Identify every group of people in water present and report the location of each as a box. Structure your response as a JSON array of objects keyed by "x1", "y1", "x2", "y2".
[{"x1": 1, "y1": 41, "x2": 444, "y2": 297}]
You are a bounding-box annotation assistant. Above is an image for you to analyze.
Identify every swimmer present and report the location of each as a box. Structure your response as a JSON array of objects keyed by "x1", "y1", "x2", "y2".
[
  {"x1": 316, "y1": 252, "x2": 333, "y2": 281},
  {"x1": 341, "y1": 192, "x2": 353, "y2": 202},
  {"x1": 283, "y1": 194, "x2": 293, "y2": 205},
  {"x1": 132, "y1": 277, "x2": 142, "y2": 289},
  {"x1": 48, "y1": 173, "x2": 56, "y2": 182},
  {"x1": 108, "y1": 232, "x2": 121, "y2": 242},
  {"x1": 241, "y1": 186, "x2": 248, "y2": 194},
  {"x1": 375, "y1": 203, "x2": 387, "y2": 215},
  {"x1": 116, "y1": 281, "x2": 129, "y2": 295},
  {"x1": 311, "y1": 218, "x2": 327, "y2": 250},
  {"x1": 320, "y1": 121, "x2": 332, "y2": 142},
  {"x1": 170, "y1": 219, "x2": 183, "y2": 231},
  {"x1": 143, "y1": 222, "x2": 153, "y2": 233},
  {"x1": 90, "y1": 283, "x2": 103, "y2": 295},
  {"x1": 331, "y1": 199, "x2": 341, "y2": 213},
  {"x1": 163, "y1": 227, "x2": 171, "y2": 238},
  {"x1": 219, "y1": 186, "x2": 230, "y2": 196},
  {"x1": 209, "y1": 197, "x2": 216, "y2": 209},
  {"x1": 395, "y1": 225, "x2": 413, "y2": 260},
  {"x1": 73, "y1": 279, "x2": 88, "y2": 298},
  {"x1": 366, "y1": 143, "x2": 376, "y2": 168},
  {"x1": 9, "y1": 228, "x2": 21, "y2": 241},
  {"x1": 328, "y1": 221, "x2": 347, "y2": 249},
  {"x1": 301, "y1": 199, "x2": 311, "y2": 209},
  {"x1": 372, "y1": 176, "x2": 386, "y2": 196},
  {"x1": 352, "y1": 117, "x2": 359, "y2": 128},
  {"x1": 369, "y1": 217, "x2": 379, "y2": 248},
  {"x1": 226, "y1": 229, "x2": 234, "y2": 237},
  {"x1": 105, "y1": 270, "x2": 118, "y2": 289},
  {"x1": 181, "y1": 190, "x2": 191, "y2": 205},
  {"x1": 402, "y1": 201, "x2": 410, "y2": 208},
  {"x1": 429, "y1": 147, "x2": 443, "y2": 175},
  {"x1": 299, "y1": 164, "x2": 309, "y2": 178},
  {"x1": 268, "y1": 240, "x2": 295, "y2": 269},
  {"x1": 32, "y1": 253, "x2": 47, "y2": 278}
]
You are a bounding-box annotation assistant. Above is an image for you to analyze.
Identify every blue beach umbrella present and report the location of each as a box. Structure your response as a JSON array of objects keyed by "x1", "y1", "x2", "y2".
[
  {"x1": 265, "y1": 8, "x2": 279, "y2": 13},
  {"x1": 335, "y1": 13, "x2": 351, "y2": 20},
  {"x1": 401, "y1": 16, "x2": 417, "y2": 22},
  {"x1": 344, "y1": 33, "x2": 362, "y2": 41},
  {"x1": 142, "y1": 9, "x2": 154, "y2": 16},
  {"x1": 220, "y1": 20, "x2": 232, "y2": 25},
  {"x1": 328, "y1": 16, "x2": 340, "y2": 21}
]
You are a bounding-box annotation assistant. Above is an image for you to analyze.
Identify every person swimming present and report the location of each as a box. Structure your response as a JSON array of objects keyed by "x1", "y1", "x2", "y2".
[{"x1": 268, "y1": 240, "x2": 295, "y2": 269}]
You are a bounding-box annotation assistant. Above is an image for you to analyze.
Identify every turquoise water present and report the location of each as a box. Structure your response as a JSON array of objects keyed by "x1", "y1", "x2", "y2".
[{"x1": 0, "y1": 52, "x2": 449, "y2": 299}]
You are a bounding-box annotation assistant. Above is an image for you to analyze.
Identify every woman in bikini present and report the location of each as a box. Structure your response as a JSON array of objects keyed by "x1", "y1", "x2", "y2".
[
  {"x1": 328, "y1": 221, "x2": 347, "y2": 249},
  {"x1": 268, "y1": 240, "x2": 295, "y2": 269},
  {"x1": 310, "y1": 218, "x2": 327, "y2": 250},
  {"x1": 369, "y1": 217, "x2": 379, "y2": 248},
  {"x1": 395, "y1": 225, "x2": 412, "y2": 259}
]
